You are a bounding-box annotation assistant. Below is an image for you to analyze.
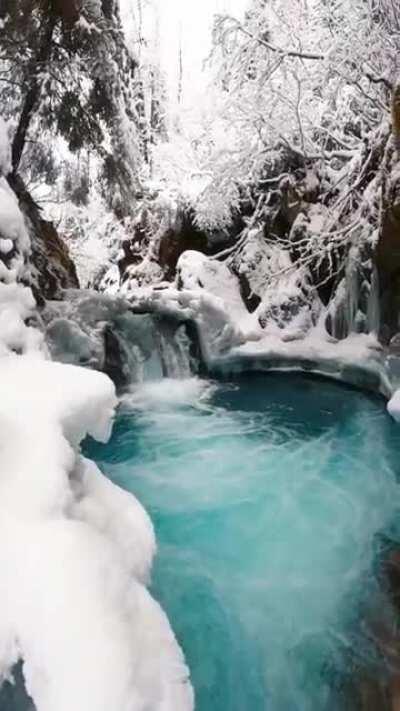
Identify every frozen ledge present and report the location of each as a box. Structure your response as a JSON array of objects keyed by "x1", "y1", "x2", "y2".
[
  {"x1": 207, "y1": 335, "x2": 392, "y2": 399},
  {"x1": 125, "y1": 286, "x2": 391, "y2": 398},
  {"x1": 0, "y1": 355, "x2": 193, "y2": 711}
]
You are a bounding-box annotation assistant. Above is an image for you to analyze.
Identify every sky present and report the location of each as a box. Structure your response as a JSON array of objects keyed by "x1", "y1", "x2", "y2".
[
  {"x1": 152, "y1": 0, "x2": 248, "y2": 104},
  {"x1": 119, "y1": 0, "x2": 248, "y2": 106},
  {"x1": 116, "y1": 0, "x2": 249, "y2": 103}
]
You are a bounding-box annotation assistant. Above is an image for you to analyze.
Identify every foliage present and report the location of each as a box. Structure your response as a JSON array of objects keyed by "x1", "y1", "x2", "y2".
[
  {"x1": 0, "y1": 0, "x2": 145, "y2": 216},
  {"x1": 152, "y1": 0, "x2": 399, "y2": 241}
]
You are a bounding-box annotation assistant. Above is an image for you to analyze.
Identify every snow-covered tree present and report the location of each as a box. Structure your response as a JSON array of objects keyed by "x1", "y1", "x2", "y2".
[
  {"x1": 0, "y1": 0, "x2": 146, "y2": 216},
  {"x1": 152, "y1": 0, "x2": 399, "y2": 235}
]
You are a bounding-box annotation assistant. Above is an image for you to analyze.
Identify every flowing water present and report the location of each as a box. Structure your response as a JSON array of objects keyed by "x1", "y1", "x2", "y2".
[
  {"x1": 3, "y1": 373, "x2": 400, "y2": 710},
  {"x1": 85, "y1": 373, "x2": 400, "y2": 711}
]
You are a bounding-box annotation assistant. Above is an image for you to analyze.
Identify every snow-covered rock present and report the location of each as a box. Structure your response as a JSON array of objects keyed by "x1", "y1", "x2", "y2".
[
  {"x1": 178, "y1": 250, "x2": 248, "y2": 320},
  {"x1": 43, "y1": 289, "x2": 193, "y2": 384},
  {"x1": 0, "y1": 178, "x2": 30, "y2": 261},
  {"x1": 230, "y1": 230, "x2": 321, "y2": 338},
  {"x1": 123, "y1": 249, "x2": 390, "y2": 395},
  {"x1": 0, "y1": 177, "x2": 45, "y2": 356},
  {"x1": 0, "y1": 355, "x2": 193, "y2": 711}
]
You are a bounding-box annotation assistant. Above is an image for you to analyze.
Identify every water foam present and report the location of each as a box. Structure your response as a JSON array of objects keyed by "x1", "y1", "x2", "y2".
[{"x1": 88, "y1": 373, "x2": 400, "y2": 710}]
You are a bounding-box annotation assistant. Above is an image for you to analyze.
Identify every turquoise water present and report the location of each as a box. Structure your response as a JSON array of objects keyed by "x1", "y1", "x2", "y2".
[
  {"x1": 3, "y1": 373, "x2": 400, "y2": 710},
  {"x1": 84, "y1": 373, "x2": 400, "y2": 711}
]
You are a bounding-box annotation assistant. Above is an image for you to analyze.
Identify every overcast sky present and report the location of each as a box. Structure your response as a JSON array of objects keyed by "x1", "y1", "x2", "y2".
[
  {"x1": 119, "y1": 0, "x2": 248, "y2": 104},
  {"x1": 154, "y1": 0, "x2": 248, "y2": 104}
]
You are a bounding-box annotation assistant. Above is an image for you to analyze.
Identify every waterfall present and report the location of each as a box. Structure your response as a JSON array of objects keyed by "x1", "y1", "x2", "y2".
[
  {"x1": 154, "y1": 319, "x2": 193, "y2": 379},
  {"x1": 44, "y1": 291, "x2": 196, "y2": 389},
  {"x1": 107, "y1": 315, "x2": 195, "y2": 385}
]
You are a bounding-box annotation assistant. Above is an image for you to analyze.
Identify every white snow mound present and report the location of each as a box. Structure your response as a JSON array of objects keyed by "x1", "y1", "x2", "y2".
[{"x1": 0, "y1": 355, "x2": 193, "y2": 711}]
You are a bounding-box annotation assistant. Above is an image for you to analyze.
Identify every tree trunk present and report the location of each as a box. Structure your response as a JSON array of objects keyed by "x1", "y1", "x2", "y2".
[
  {"x1": 391, "y1": 83, "x2": 400, "y2": 153},
  {"x1": 11, "y1": 10, "x2": 57, "y2": 174}
]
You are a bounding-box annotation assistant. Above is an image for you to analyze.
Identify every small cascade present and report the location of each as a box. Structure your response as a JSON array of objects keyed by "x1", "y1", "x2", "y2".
[
  {"x1": 44, "y1": 290, "x2": 196, "y2": 390},
  {"x1": 154, "y1": 319, "x2": 193, "y2": 379},
  {"x1": 105, "y1": 315, "x2": 195, "y2": 385}
]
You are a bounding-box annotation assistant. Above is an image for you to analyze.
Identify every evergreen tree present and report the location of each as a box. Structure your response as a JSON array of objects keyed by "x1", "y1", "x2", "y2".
[{"x1": 0, "y1": 0, "x2": 146, "y2": 215}]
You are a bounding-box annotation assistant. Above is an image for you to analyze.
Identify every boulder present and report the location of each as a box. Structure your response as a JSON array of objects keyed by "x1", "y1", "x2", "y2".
[{"x1": 158, "y1": 212, "x2": 208, "y2": 281}]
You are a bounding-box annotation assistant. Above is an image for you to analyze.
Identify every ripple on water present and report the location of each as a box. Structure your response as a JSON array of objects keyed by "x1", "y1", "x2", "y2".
[
  {"x1": 4, "y1": 373, "x2": 400, "y2": 710},
  {"x1": 85, "y1": 374, "x2": 400, "y2": 710}
]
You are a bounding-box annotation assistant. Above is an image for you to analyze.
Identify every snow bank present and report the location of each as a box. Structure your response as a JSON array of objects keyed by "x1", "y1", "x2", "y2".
[
  {"x1": 213, "y1": 331, "x2": 390, "y2": 395},
  {"x1": 0, "y1": 355, "x2": 193, "y2": 711},
  {"x1": 0, "y1": 175, "x2": 44, "y2": 356},
  {"x1": 0, "y1": 132, "x2": 192, "y2": 709}
]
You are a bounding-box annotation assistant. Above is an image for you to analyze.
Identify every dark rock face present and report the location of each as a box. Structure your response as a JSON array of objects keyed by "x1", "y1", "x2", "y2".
[
  {"x1": 375, "y1": 141, "x2": 400, "y2": 343},
  {"x1": 30, "y1": 219, "x2": 80, "y2": 302},
  {"x1": 7, "y1": 174, "x2": 79, "y2": 303},
  {"x1": 119, "y1": 218, "x2": 148, "y2": 277},
  {"x1": 157, "y1": 212, "x2": 208, "y2": 281},
  {"x1": 53, "y1": 0, "x2": 81, "y2": 24},
  {"x1": 376, "y1": 207, "x2": 400, "y2": 342},
  {"x1": 117, "y1": 206, "x2": 209, "y2": 288},
  {"x1": 235, "y1": 269, "x2": 261, "y2": 313},
  {"x1": 102, "y1": 324, "x2": 128, "y2": 389}
]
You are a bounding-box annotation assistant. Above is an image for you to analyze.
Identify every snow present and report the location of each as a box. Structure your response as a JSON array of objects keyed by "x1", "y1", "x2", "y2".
[
  {"x1": 0, "y1": 282, "x2": 43, "y2": 356},
  {"x1": 0, "y1": 177, "x2": 45, "y2": 356},
  {"x1": 0, "y1": 178, "x2": 30, "y2": 252},
  {"x1": 231, "y1": 229, "x2": 321, "y2": 339},
  {"x1": 0, "y1": 237, "x2": 13, "y2": 254},
  {"x1": 0, "y1": 355, "x2": 193, "y2": 711},
  {"x1": 0, "y1": 131, "x2": 192, "y2": 710},
  {"x1": 47, "y1": 199, "x2": 125, "y2": 288},
  {"x1": 213, "y1": 331, "x2": 390, "y2": 396},
  {"x1": 178, "y1": 250, "x2": 248, "y2": 319},
  {"x1": 43, "y1": 289, "x2": 169, "y2": 382},
  {"x1": 123, "y1": 249, "x2": 391, "y2": 396}
]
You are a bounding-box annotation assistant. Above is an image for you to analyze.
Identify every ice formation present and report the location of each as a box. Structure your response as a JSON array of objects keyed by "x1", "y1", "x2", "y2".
[
  {"x1": 120, "y1": 247, "x2": 391, "y2": 396},
  {"x1": 43, "y1": 289, "x2": 193, "y2": 384}
]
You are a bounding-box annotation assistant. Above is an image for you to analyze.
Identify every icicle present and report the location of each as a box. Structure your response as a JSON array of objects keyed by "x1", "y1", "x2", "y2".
[
  {"x1": 366, "y1": 266, "x2": 380, "y2": 336},
  {"x1": 343, "y1": 249, "x2": 361, "y2": 336}
]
